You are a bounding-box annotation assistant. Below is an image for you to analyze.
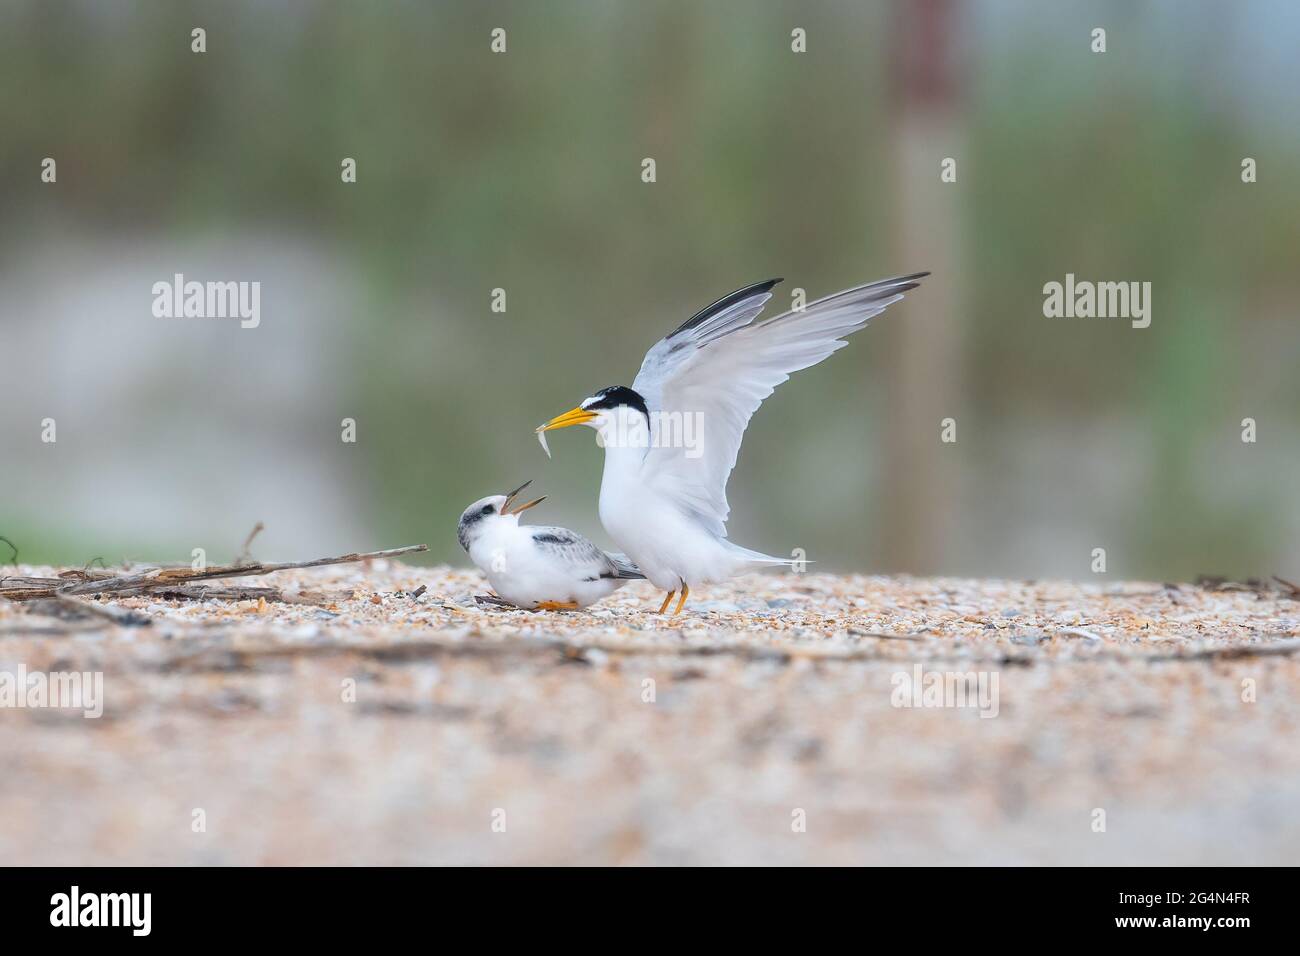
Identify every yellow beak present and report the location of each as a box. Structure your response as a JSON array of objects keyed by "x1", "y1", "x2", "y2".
[{"x1": 536, "y1": 406, "x2": 596, "y2": 432}]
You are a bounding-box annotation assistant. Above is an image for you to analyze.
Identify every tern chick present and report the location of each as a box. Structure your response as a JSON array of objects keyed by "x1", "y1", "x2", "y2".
[
  {"x1": 457, "y1": 481, "x2": 644, "y2": 610},
  {"x1": 537, "y1": 273, "x2": 928, "y2": 614}
]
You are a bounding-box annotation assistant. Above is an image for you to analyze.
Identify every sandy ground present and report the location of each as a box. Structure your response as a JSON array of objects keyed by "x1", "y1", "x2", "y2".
[{"x1": 1, "y1": 561, "x2": 1298, "y2": 865}]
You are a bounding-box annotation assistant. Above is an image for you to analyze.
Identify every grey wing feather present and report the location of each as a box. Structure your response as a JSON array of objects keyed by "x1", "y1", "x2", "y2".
[
  {"x1": 604, "y1": 552, "x2": 646, "y2": 580},
  {"x1": 531, "y1": 528, "x2": 644, "y2": 580},
  {"x1": 633, "y1": 279, "x2": 781, "y2": 413}
]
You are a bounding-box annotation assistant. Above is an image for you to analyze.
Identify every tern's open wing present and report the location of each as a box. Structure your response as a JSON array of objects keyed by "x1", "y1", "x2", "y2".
[{"x1": 631, "y1": 273, "x2": 928, "y2": 537}]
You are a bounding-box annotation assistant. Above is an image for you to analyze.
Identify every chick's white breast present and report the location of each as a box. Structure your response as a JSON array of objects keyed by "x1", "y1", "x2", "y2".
[{"x1": 472, "y1": 523, "x2": 622, "y2": 608}]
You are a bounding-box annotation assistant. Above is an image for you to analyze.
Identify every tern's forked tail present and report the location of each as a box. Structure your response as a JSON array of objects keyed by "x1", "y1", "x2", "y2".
[{"x1": 723, "y1": 540, "x2": 806, "y2": 566}]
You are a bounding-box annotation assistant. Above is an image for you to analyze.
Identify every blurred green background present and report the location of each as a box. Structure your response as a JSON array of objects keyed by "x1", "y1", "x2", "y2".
[{"x1": 2, "y1": 0, "x2": 1297, "y2": 581}]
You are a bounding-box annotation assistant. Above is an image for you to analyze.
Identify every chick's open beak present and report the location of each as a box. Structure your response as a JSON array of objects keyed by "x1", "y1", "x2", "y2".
[
  {"x1": 536, "y1": 406, "x2": 596, "y2": 433},
  {"x1": 509, "y1": 495, "x2": 547, "y2": 515},
  {"x1": 501, "y1": 480, "x2": 546, "y2": 516}
]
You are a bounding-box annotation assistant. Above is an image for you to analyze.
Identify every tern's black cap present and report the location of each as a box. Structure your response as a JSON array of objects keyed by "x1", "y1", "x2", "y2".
[{"x1": 584, "y1": 385, "x2": 649, "y2": 419}]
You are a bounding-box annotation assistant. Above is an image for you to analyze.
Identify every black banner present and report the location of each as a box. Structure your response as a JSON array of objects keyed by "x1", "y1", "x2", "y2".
[{"x1": 0, "y1": 867, "x2": 1281, "y2": 942}]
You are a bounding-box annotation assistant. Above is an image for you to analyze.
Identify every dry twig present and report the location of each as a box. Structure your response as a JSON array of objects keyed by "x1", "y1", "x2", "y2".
[
  {"x1": 0, "y1": 544, "x2": 427, "y2": 602},
  {"x1": 235, "y1": 521, "x2": 265, "y2": 566}
]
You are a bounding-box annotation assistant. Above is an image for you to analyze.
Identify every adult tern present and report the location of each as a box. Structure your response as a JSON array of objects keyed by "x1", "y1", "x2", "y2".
[{"x1": 535, "y1": 273, "x2": 927, "y2": 614}]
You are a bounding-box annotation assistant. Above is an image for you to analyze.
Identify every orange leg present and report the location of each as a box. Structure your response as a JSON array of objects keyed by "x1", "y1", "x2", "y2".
[
  {"x1": 672, "y1": 583, "x2": 690, "y2": 616},
  {"x1": 536, "y1": 600, "x2": 579, "y2": 611},
  {"x1": 657, "y1": 590, "x2": 675, "y2": 614}
]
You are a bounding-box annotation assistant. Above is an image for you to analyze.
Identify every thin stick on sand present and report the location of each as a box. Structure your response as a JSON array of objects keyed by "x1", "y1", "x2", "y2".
[{"x1": 1, "y1": 544, "x2": 428, "y2": 601}]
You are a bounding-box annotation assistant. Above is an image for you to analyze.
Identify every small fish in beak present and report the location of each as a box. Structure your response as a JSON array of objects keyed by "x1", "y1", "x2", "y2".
[{"x1": 535, "y1": 406, "x2": 598, "y2": 458}]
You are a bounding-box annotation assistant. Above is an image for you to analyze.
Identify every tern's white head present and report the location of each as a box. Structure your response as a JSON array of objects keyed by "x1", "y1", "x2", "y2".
[
  {"x1": 456, "y1": 481, "x2": 546, "y2": 552},
  {"x1": 536, "y1": 385, "x2": 651, "y2": 449}
]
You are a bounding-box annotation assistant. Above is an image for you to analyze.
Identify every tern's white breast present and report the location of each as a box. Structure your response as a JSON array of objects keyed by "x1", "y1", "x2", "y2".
[{"x1": 597, "y1": 447, "x2": 740, "y2": 591}]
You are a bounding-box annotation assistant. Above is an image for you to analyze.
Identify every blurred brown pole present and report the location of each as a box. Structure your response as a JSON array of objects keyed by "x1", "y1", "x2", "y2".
[{"x1": 881, "y1": 0, "x2": 964, "y2": 574}]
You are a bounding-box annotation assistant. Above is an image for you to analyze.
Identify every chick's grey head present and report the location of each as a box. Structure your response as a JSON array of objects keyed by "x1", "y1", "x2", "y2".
[
  {"x1": 456, "y1": 481, "x2": 546, "y2": 552},
  {"x1": 456, "y1": 495, "x2": 508, "y2": 553}
]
